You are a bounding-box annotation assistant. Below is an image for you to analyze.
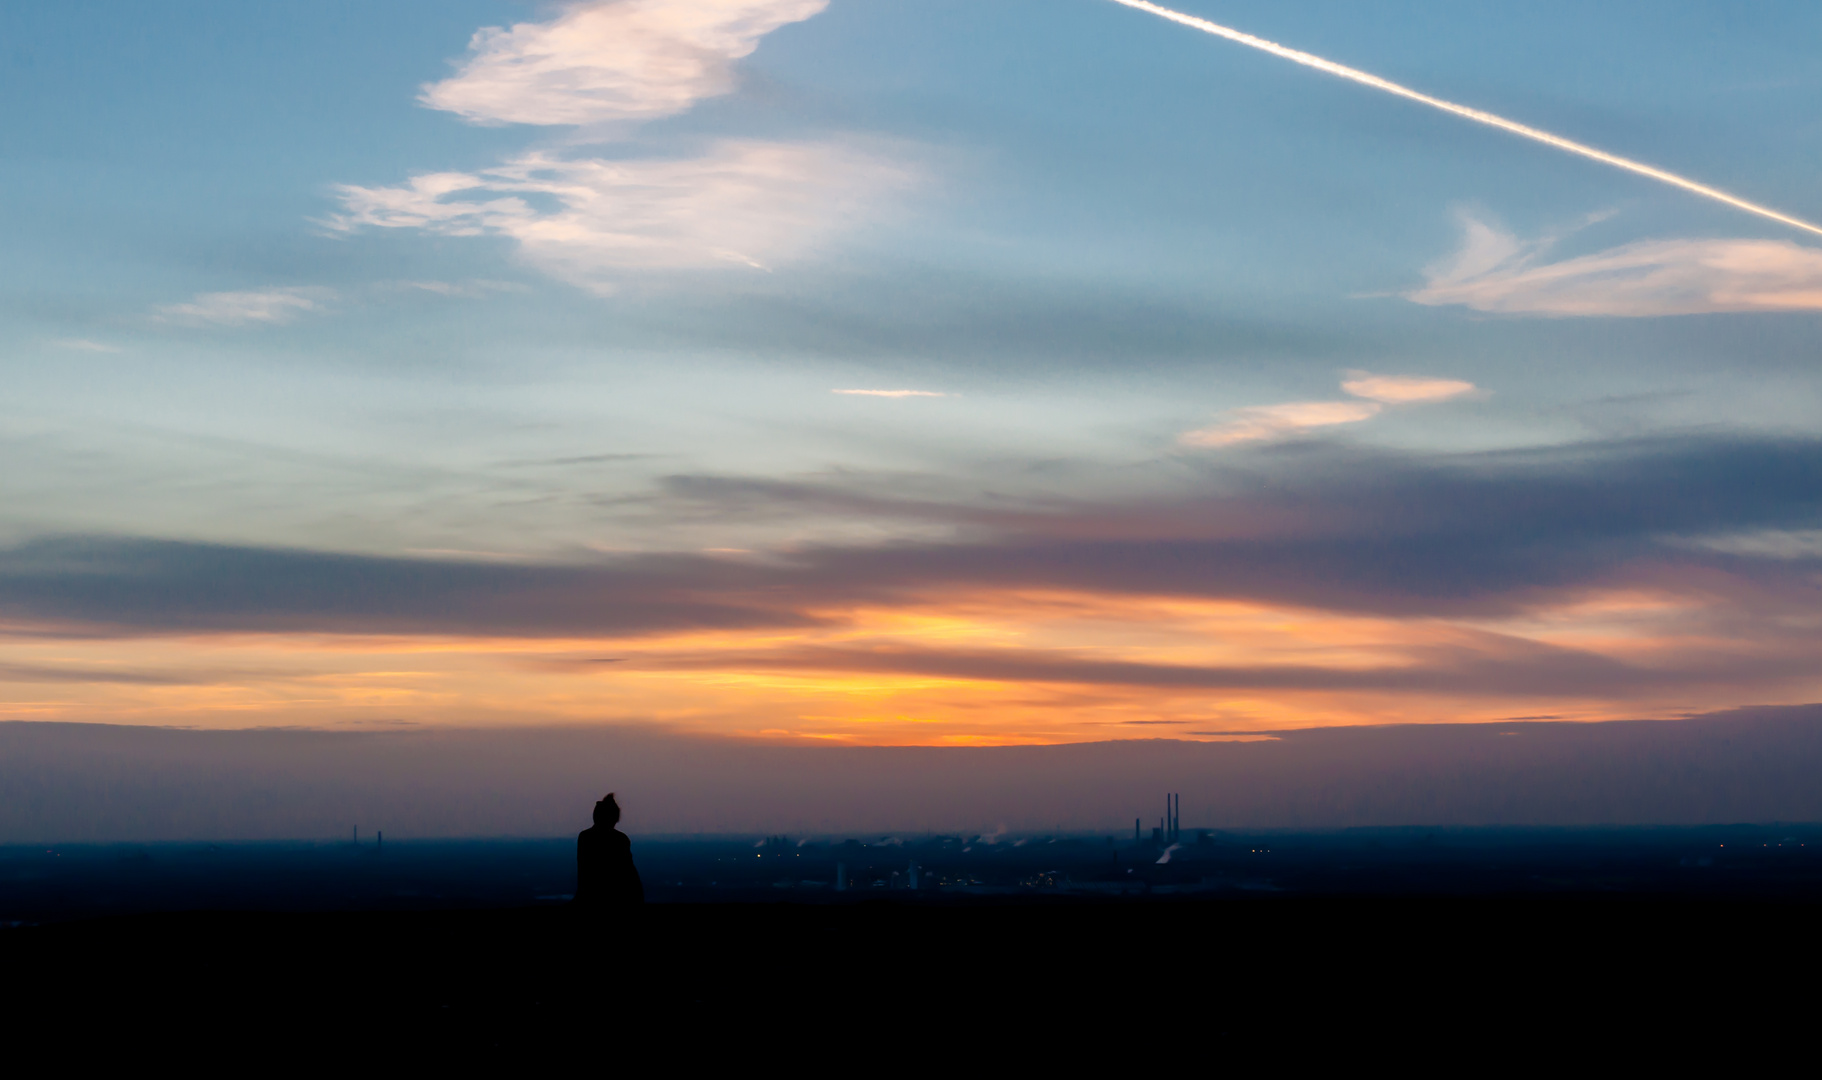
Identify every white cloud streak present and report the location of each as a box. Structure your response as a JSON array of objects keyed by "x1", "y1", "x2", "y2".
[
  {"x1": 152, "y1": 288, "x2": 332, "y2": 327},
  {"x1": 1181, "y1": 371, "x2": 1478, "y2": 446},
  {"x1": 333, "y1": 2, "x2": 909, "y2": 291},
  {"x1": 1340, "y1": 372, "x2": 1477, "y2": 404},
  {"x1": 1686, "y1": 529, "x2": 1822, "y2": 560},
  {"x1": 420, "y1": 0, "x2": 829, "y2": 127},
  {"x1": 388, "y1": 279, "x2": 530, "y2": 298},
  {"x1": 1181, "y1": 400, "x2": 1381, "y2": 447},
  {"x1": 1108, "y1": 0, "x2": 1822, "y2": 238},
  {"x1": 1410, "y1": 215, "x2": 1822, "y2": 316},
  {"x1": 831, "y1": 389, "x2": 950, "y2": 398},
  {"x1": 49, "y1": 339, "x2": 123, "y2": 353},
  {"x1": 331, "y1": 141, "x2": 912, "y2": 291}
]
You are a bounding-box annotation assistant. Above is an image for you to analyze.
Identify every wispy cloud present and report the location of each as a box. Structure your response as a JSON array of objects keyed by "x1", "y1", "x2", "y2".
[
  {"x1": 420, "y1": 0, "x2": 830, "y2": 127},
  {"x1": 832, "y1": 389, "x2": 950, "y2": 398},
  {"x1": 1181, "y1": 371, "x2": 1478, "y2": 446},
  {"x1": 332, "y1": 1, "x2": 909, "y2": 292},
  {"x1": 49, "y1": 339, "x2": 123, "y2": 353},
  {"x1": 1340, "y1": 372, "x2": 1476, "y2": 404},
  {"x1": 152, "y1": 287, "x2": 333, "y2": 327},
  {"x1": 1409, "y1": 213, "x2": 1822, "y2": 317},
  {"x1": 1181, "y1": 401, "x2": 1380, "y2": 447},
  {"x1": 332, "y1": 142, "x2": 913, "y2": 290},
  {"x1": 1681, "y1": 528, "x2": 1822, "y2": 560},
  {"x1": 388, "y1": 279, "x2": 529, "y2": 298}
]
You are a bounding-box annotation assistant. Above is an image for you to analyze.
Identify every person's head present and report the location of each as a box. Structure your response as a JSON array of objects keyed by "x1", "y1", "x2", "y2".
[{"x1": 593, "y1": 793, "x2": 620, "y2": 826}]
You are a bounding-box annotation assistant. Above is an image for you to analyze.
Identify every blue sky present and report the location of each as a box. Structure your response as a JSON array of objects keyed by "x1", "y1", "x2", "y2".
[{"x1": 4, "y1": 1, "x2": 1821, "y2": 741}]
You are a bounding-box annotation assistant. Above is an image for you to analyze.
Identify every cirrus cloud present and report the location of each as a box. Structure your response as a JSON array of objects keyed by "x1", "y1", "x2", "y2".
[
  {"x1": 1340, "y1": 372, "x2": 1477, "y2": 404},
  {"x1": 49, "y1": 339, "x2": 124, "y2": 353},
  {"x1": 332, "y1": 0, "x2": 913, "y2": 292},
  {"x1": 331, "y1": 141, "x2": 914, "y2": 290},
  {"x1": 1409, "y1": 213, "x2": 1822, "y2": 317},
  {"x1": 420, "y1": 0, "x2": 830, "y2": 127},
  {"x1": 1181, "y1": 400, "x2": 1381, "y2": 447},
  {"x1": 1181, "y1": 371, "x2": 1478, "y2": 447},
  {"x1": 152, "y1": 287, "x2": 334, "y2": 327}
]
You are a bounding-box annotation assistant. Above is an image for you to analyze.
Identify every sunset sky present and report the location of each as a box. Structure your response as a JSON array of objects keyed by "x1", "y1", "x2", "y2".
[{"x1": 5, "y1": 0, "x2": 1821, "y2": 745}]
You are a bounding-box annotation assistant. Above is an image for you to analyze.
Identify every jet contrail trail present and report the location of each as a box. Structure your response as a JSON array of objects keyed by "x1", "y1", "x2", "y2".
[{"x1": 1108, "y1": 0, "x2": 1822, "y2": 238}]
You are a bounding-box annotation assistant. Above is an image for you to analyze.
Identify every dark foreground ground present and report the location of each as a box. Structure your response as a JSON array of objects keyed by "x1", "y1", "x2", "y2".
[
  {"x1": 5, "y1": 827, "x2": 1820, "y2": 1062},
  {"x1": 7, "y1": 826, "x2": 1814, "y2": 1063},
  {"x1": 5, "y1": 898, "x2": 1818, "y2": 1065}
]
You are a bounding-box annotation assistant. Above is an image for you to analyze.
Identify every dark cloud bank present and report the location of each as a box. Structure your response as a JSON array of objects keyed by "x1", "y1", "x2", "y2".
[
  {"x1": 3, "y1": 434, "x2": 1819, "y2": 640},
  {"x1": 5, "y1": 706, "x2": 1820, "y2": 842},
  {"x1": 3, "y1": 434, "x2": 1817, "y2": 701}
]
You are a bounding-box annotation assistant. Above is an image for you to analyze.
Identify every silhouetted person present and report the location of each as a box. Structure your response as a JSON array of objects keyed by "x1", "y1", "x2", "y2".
[{"x1": 575, "y1": 793, "x2": 643, "y2": 906}]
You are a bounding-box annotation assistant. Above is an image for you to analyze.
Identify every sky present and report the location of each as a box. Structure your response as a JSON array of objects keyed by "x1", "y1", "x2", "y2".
[
  {"x1": 9, "y1": 706, "x2": 1822, "y2": 839},
  {"x1": 4, "y1": 0, "x2": 1822, "y2": 746}
]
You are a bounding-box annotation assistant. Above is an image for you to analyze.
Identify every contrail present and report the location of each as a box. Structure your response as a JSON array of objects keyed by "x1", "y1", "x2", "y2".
[{"x1": 1108, "y1": 0, "x2": 1822, "y2": 238}]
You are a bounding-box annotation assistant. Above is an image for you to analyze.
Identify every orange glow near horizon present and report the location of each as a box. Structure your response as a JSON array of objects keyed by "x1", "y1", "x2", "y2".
[{"x1": 2, "y1": 584, "x2": 1817, "y2": 744}]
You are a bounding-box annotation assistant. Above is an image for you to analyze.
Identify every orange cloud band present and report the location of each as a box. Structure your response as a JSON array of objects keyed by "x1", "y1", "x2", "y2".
[{"x1": 5, "y1": 583, "x2": 1817, "y2": 745}]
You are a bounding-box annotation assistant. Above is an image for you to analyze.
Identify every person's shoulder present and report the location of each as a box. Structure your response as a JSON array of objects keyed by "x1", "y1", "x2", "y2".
[
  {"x1": 578, "y1": 826, "x2": 597, "y2": 841},
  {"x1": 611, "y1": 829, "x2": 632, "y2": 847}
]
